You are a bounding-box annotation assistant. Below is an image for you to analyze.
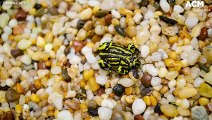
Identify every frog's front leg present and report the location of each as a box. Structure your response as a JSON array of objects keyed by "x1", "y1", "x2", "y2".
[
  {"x1": 98, "y1": 59, "x2": 111, "y2": 71},
  {"x1": 117, "y1": 66, "x2": 129, "y2": 75}
]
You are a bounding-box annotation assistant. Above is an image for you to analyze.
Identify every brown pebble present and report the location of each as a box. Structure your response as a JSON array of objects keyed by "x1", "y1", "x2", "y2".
[
  {"x1": 92, "y1": 35, "x2": 102, "y2": 43},
  {"x1": 15, "y1": 9, "x2": 27, "y2": 21},
  {"x1": 13, "y1": 23, "x2": 26, "y2": 35},
  {"x1": 11, "y1": 49, "x2": 24, "y2": 58},
  {"x1": 97, "y1": 87, "x2": 105, "y2": 96},
  {"x1": 161, "y1": 78, "x2": 169, "y2": 85},
  {"x1": 48, "y1": 7, "x2": 59, "y2": 15},
  {"x1": 198, "y1": 27, "x2": 208, "y2": 41},
  {"x1": 134, "y1": 115, "x2": 144, "y2": 120},
  {"x1": 5, "y1": 89, "x2": 20, "y2": 102},
  {"x1": 72, "y1": 40, "x2": 84, "y2": 52},
  {"x1": 37, "y1": 62, "x2": 46, "y2": 69},
  {"x1": 65, "y1": 99, "x2": 80, "y2": 110},
  {"x1": 30, "y1": 84, "x2": 37, "y2": 93},
  {"x1": 104, "y1": 14, "x2": 112, "y2": 24},
  {"x1": 141, "y1": 73, "x2": 152, "y2": 87},
  {"x1": 208, "y1": 5, "x2": 212, "y2": 12},
  {"x1": 6, "y1": 111, "x2": 14, "y2": 120}
]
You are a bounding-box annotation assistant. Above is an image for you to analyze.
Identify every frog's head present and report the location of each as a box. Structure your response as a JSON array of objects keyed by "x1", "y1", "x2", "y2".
[
  {"x1": 98, "y1": 42, "x2": 112, "y2": 51},
  {"x1": 132, "y1": 58, "x2": 141, "y2": 67}
]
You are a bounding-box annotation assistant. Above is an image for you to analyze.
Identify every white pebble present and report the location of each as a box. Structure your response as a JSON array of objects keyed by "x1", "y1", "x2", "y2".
[
  {"x1": 18, "y1": 39, "x2": 31, "y2": 50},
  {"x1": 133, "y1": 13, "x2": 143, "y2": 23},
  {"x1": 1, "y1": 33, "x2": 9, "y2": 41},
  {"x1": 187, "y1": 50, "x2": 201, "y2": 65},
  {"x1": 8, "y1": 19, "x2": 18, "y2": 28},
  {"x1": 6, "y1": 79, "x2": 15, "y2": 87},
  {"x1": 140, "y1": 45, "x2": 149, "y2": 58},
  {"x1": 2, "y1": 2, "x2": 12, "y2": 10},
  {"x1": 88, "y1": 0, "x2": 100, "y2": 7},
  {"x1": 101, "y1": 99, "x2": 115, "y2": 109},
  {"x1": 96, "y1": 75, "x2": 108, "y2": 85},
  {"x1": 143, "y1": 64, "x2": 158, "y2": 76},
  {"x1": 160, "y1": 0, "x2": 170, "y2": 13},
  {"x1": 48, "y1": 92, "x2": 63, "y2": 110},
  {"x1": 194, "y1": 77, "x2": 204, "y2": 87},
  {"x1": 144, "y1": 10, "x2": 154, "y2": 20},
  {"x1": 151, "y1": 77, "x2": 161, "y2": 86},
  {"x1": 151, "y1": 52, "x2": 163, "y2": 62},
  {"x1": 173, "y1": 5, "x2": 184, "y2": 13},
  {"x1": 111, "y1": 9, "x2": 121, "y2": 19},
  {"x1": 57, "y1": 110, "x2": 73, "y2": 120},
  {"x1": 51, "y1": 66, "x2": 62, "y2": 74},
  {"x1": 181, "y1": 99, "x2": 190, "y2": 109},
  {"x1": 85, "y1": 53, "x2": 97, "y2": 64},
  {"x1": 81, "y1": 46, "x2": 92, "y2": 54},
  {"x1": 95, "y1": 25, "x2": 105, "y2": 35},
  {"x1": 166, "y1": 94, "x2": 175, "y2": 103},
  {"x1": 79, "y1": 8, "x2": 92, "y2": 20},
  {"x1": 68, "y1": 55, "x2": 82, "y2": 64},
  {"x1": 132, "y1": 99, "x2": 146, "y2": 115},
  {"x1": 118, "y1": 78, "x2": 135, "y2": 87},
  {"x1": 150, "y1": 24, "x2": 161, "y2": 35},
  {"x1": 66, "y1": 91, "x2": 77, "y2": 98},
  {"x1": 21, "y1": 55, "x2": 32, "y2": 65},
  {"x1": 45, "y1": 43, "x2": 53, "y2": 53},
  {"x1": 98, "y1": 107, "x2": 113, "y2": 120},
  {"x1": 185, "y1": 16, "x2": 198, "y2": 29}
]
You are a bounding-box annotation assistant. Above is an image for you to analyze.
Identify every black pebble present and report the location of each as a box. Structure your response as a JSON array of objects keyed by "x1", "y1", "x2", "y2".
[
  {"x1": 34, "y1": 3, "x2": 42, "y2": 10},
  {"x1": 113, "y1": 84, "x2": 125, "y2": 96},
  {"x1": 159, "y1": 16, "x2": 177, "y2": 25},
  {"x1": 77, "y1": 20, "x2": 85, "y2": 30},
  {"x1": 88, "y1": 107, "x2": 98, "y2": 116}
]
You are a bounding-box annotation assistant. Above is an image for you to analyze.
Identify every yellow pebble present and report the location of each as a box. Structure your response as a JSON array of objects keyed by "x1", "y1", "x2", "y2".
[
  {"x1": 118, "y1": 8, "x2": 134, "y2": 16},
  {"x1": 54, "y1": 110, "x2": 59, "y2": 118},
  {"x1": 80, "y1": 103, "x2": 88, "y2": 112},
  {"x1": 41, "y1": 2, "x2": 47, "y2": 8},
  {"x1": 37, "y1": 36, "x2": 46, "y2": 48},
  {"x1": 80, "y1": 80, "x2": 86, "y2": 88},
  {"x1": 45, "y1": 32, "x2": 53, "y2": 43},
  {"x1": 16, "y1": 83, "x2": 24, "y2": 94},
  {"x1": 86, "y1": 42, "x2": 94, "y2": 48},
  {"x1": 25, "y1": 97, "x2": 30, "y2": 103},
  {"x1": 92, "y1": 6, "x2": 100, "y2": 14},
  {"x1": 150, "y1": 95, "x2": 157, "y2": 106},
  {"x1": 154, "y1": 11, "x2": 163, "y2": 18},
  {"x1": 143, "y1": 96, "x2": 151, "y2": 106},
  {"x1": 165, "y1": 59, "x2": 175, "y2": 68},
  {"x1": 29, "y1": 8, "x2": 36, "y2": 15},
  {"x1": 125, "y1": 95, "x2": 135, "y2": 104},
  {"x1": 199, "y1": 97, "x2": 209, "y2": 106},
  {"x1": 168, "y1": 51, "x2": 178, "y2": 60},
  {"x1": 30, "y1": 94, "x2": 40, "y2": 103},
  {"x1": 88, "y1": 77, "x2": 100, "y2": 91},
  {"x1": 15, "y1": 105, "x2": 22, "y2": 114},
  {"x1": 125, "y1": 87, "x2": 133, "y2": 95},
  {"x1": 169, "y1": 36, "x2": 179, "y2": 44},
  {"x1": 112, "y1": 18, "x2": 120, "y2": 26},
  {"x1": 173, "y1": 61, "x2": 183, "y2": 71},
  {"x1": 183, "y1": 38, "x2": 190, "y2": 45},
  {"x1": 83, "y1": 69, "x2": 94, "y2": 81}
]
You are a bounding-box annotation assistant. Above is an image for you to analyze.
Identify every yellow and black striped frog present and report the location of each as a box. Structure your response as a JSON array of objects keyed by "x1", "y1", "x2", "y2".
[{"x1": 98, "y1": 42, "x2": 141, "y2": 75}]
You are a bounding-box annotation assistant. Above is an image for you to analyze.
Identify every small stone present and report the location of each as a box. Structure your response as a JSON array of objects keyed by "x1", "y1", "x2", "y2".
[
  {"x1": 187, "y1": 50, "x2": 201, "y2": 66},
  {"x1": 15, "y1": 9, "x2": 27, "y2": 21},
  {"x1": 98, "y1": 107, "x2": 113, "y2": 120},
  {"x1": 104, "y1": 14, "x2": 112, "y2": 24},
  {"x1": 114, "y1": 25, "x2": 126, "y2": 37},
  {"x1": 204, "y1": 72, "x2": 212, "y2": 85},
  {"x1": 57, "y1": 110, "x2": 73, "y2": 120},
  {"x1": 134, "y1": 115, "x2": 144, "y2": 120},
  {"x1": 141, "y1": 73, "x2": 152, "y2": 87},
  {"x1": 112, "y1": 84, "x2": 125, "y2": 96},
  {"x1": 118, "y1": 78, "x2": 134, "y2": 87},
  {"x1": 0, "y1": 13, "x2": 10, "y2": 28},
  {"x1": 51, "y1": 66, "x2": 61, "y2": 74},
  {"x1": 62, "y1": 69, "x2": 71, "y2": 81},
  {"x1": 198, "y1": 27, "x2": 208, "y2": 41},
  {"x1": 178, "y1": 87, "x2": 198, "y2": 99},
  {"x1": 48, "y1": 92, "x2": 63, "y2": 110},
  {"x1": 111, "y1": 111, "x2": 124, "y2": 120},
  {"x1": 48, "y1": 7, "x2": 59, "y2": 15},
  {"x1": 79, "y1": 8, "x2": 92, "y2": 20},
  {"x1": 160, "y1": 0, "x2": 170, "y2": 13},
  {"x1": 198, "y1": 83, "x2": 212, "y2": 98},
  {"x1": 13, "y1": 23, "x2": 25, "y2": 35},
  {"x1": 191, "y1": 106, "x2": 208, "y2": 120},
  {"x1": 160, "y1": 104, "x2": 179, "y2": 117},
  {"x1": 88, "y1": 107, "x2": 98, "y2": 116},
  {"x1": 72, "y1": 40, "x2": 85, "y2": 53},
  {"x1": 5, "y1": 111, "x2": 14, "y2": 120},
  {"x1": 37, "y1": 62, "x2": 46, "y2": 69},
  {"x1": 5, "y1": 89, "x2": 20, "y2": 102},
  {"x1": 11, "y1": 49, "x2": 24, "y2": 58},
  {"x1": 132, "y1": 99, "x2": 146, "y2": 115}
]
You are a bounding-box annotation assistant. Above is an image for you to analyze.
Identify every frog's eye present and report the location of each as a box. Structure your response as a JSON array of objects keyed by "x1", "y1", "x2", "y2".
[
  {"x1": 98, "y1": 42, "x2": 112, "y2": 51},
  {"x1": 127, "y1": 44, "x2": 137, "y2": 53}
]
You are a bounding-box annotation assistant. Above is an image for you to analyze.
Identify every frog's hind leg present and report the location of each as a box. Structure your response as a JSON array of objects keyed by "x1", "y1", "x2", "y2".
[
  {"x1": 133, "y1": 58, "x2": 141, "y2": 67},
  {"x1": 118, "y1": 66, "x2": 129, "y2": 75},
  {"x1": 127, "y1": 44, "x2": 139, "y2": 54},
  {"x1": 98, "y1": 59, "x2": 111, "y2": 71}
]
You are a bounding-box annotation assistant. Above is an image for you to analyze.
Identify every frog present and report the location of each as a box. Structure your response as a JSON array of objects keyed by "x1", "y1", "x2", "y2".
[{"x1": 98, "y1": 42, "x2": 141, "y2": 75}]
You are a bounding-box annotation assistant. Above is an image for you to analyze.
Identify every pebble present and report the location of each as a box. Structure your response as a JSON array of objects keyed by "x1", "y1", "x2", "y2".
[
  {"x1": 113, "y1": 84, "x2": 125, "y2": 96},
  {"x1": 111, "y1": 9, "x2": 121, "y2": 19},
  {"x1": 140, "y1": 45, "x2": 150, "y2": 58},
  {"x1": 198, "y1": 83, "x2": 212, "y2": 98},
  {"x1": 0, "y1": 13, "x2": 10, "y2": 28},
  {"x1": 21, "y1": 55, "x2": 32, "y2": 65},
  {"x1": 178, "y1": 87, "x2": 198, "y2": 99},
  {"x1": 10, "y1": 49, "x2": 24, "y2": 58},
  {"x1": 151, "y1": 77, "x2": 161, "y2": 86},
  {"x1": 98, "y1": 107, "x2": 113, "y2": 120},
  {"x1": 133, "y1": 13, "x2": 143, "y2": 23},
  {"x1": 160, "y1": 104, "x2": 179, "y2": 117},
  {"x1": 51, "y1": 66, "x2": 61, "y2": 74},
  {"x1": 185, "y1": 16, "x2": 198, "y2": 29},
  {"x1": 114, "y1": 25, "x2": 126, "y2": 37},
  {"x1": 96, "y1": 75, "x2": 108, "y2": 85},
  {"x1": 79, "y1": 8, "x2": 92, "y2": 20},
  {"x1": 48, "y1": 92, "x2": 63, "y2": 110},
  {"x1": 5, "y1": 89, "x2": 20, "y2": 102},
  {"x1": 57, "y1": 110, "x2": 73, "y2": 120},
  {"x1": 141, "y1": 73, "x2": 152, "y2": 87},
  {"x1": 143, "y1": 64, "x2": 158, "y2": 76},
  {"x1": 204, "y1": 72, "x2": 212, "y2": 85},
  {"x1": 132, "y1": 99, "x2": 146, "y2": 115},
  {"x1": 13, "y1": 23, "x2": 25, "y2": 35},
  {"x1": 72, "y1": 40, "x2": 84, "y2": 52},
  {"x1": 118, "y1": 78, "x2": 134, "y2": 87},
  {"x1": 187, "y1": 50, "x2": 201, "y2": 65},
  {"x1": 15, "y1": 9, "x2": 27, "y2": 21},
  {"x1": 198, "y1": 27, "x2": 208, "y2": 41},
  {"x1": 191, "y1": 106, "x2": 208, "y2": 120},
  {"x1": 95, "y1": 10, "x2": 109, "y2": 18},
  {"x1": 160, "y1": 0, "x2": 170, "y2": 13},
  {"x1": 18, "y1": 39, "x2": 31, "y2": 50},
  {"x1": 134, "y1": 115, "x2": 144, "y2": 120},
  {"x1": 173, "y1": 5, "x2": 184, "y2": 13}
]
